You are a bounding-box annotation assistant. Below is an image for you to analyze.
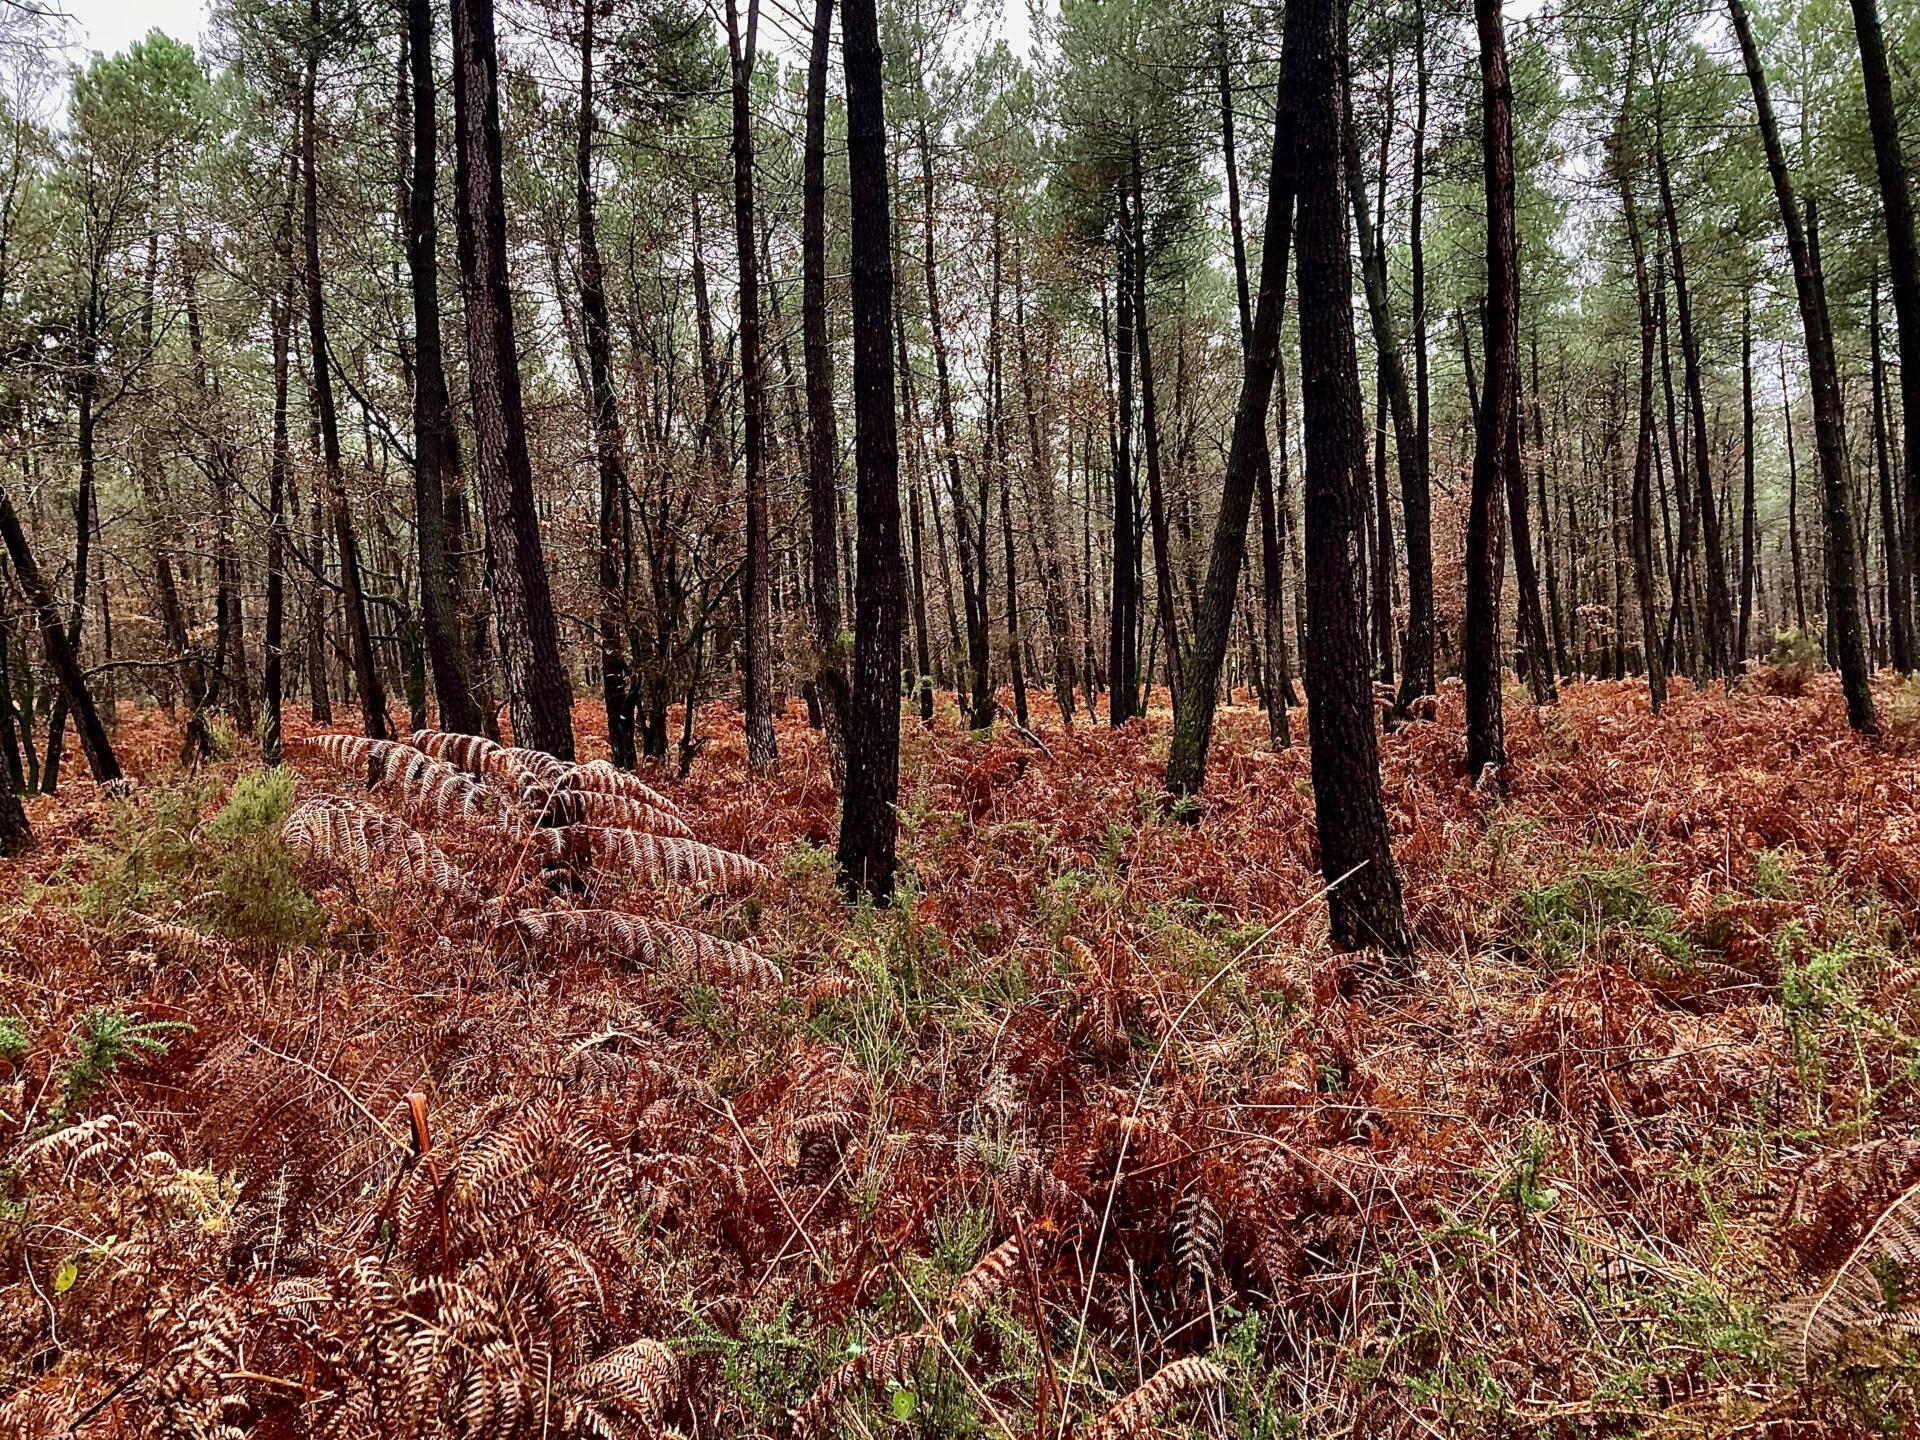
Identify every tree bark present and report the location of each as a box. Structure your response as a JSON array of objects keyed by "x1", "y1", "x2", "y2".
[
  {"x1": 1739, "y1": 301, "x2": 1758, "y2": 661},
  {"x1": 725, "y1": 0, "x2": 778, "y2": 770},
  {"x1": 303, "y1": 26, "x2": 389, "y2": 742},
  {"x1": 451, "y1": 0, "x2": 577, "y2": 757},
  {"x1": 575, "y1": 0, "x2": 637, "y2": 767},
  {"x1": 1294, "y1": 0, "x2": 1412, "y2": 961},
  {"x1": 1465, "y1": 0, "x2": 1520, "y2": 777},
  {"x1": 403, "y1": 0, "x2": 483, "y2": 737},
  {"x1": 1850, "y1": 0, "x2": 1920, "y2": 663},
  {"x1": 803, "y1": 0, "x2": 850, "y2": 781},
  {"x1": 836, "y1": 0, "x2": 905, "y2": 901},
  {"x1": 1729, "y1": 0, "x2": 1876, "y2": 730},
  {"x1": 1130, "y1": 144, "x2": 1182, "y2": 717},
  {"x1": 1873, "y1": 276, "x2": 1913, "y2": 669},
  {"x1": 1165, "y1": 56, "x2": 1297, "y2": 799}
]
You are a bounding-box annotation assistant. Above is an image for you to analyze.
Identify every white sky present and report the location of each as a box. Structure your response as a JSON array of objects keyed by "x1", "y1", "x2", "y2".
[{"x1": 48, "y1": 0, "x2": 213, "y2": 60}]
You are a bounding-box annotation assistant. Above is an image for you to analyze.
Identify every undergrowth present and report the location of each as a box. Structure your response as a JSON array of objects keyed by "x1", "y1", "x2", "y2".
[{"x1": 3, "y1": 679, "x2": 1920, "y2": 1436}]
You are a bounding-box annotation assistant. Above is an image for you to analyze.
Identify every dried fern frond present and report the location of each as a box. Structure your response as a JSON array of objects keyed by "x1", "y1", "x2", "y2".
[
  {"x1": 1174, "y1": 1189, "x2": 1223, "y2": 1292},
  {"x1": 537, "y1": 787, "x2": 694, "y2": 838},
  {"x1": 1777, "y1": 1174, "x2": 1920, "y2": 1381},
  {"x1": 291, "y1": 733, "x2": 506, "y2": 828},
  {"x1": 566, "y1": 759, "x2": 682, "y2": 817},
  {"x1": 1083, "y1": 1357, "x2": 1229, "y2": 1440},
  {"x1": 565, "y1": 1338, "x2": 681, "y2": 1431},
  {"x1": 791, "y1": 1332, "x2": 927, "y2": 1440},
  {"x1": 283, "y1": 795, "x2": 473, "y2": 899},
  {"x1": 583, "y1": 827, "x2": 769, "y2": 891},
  {"x1": 937, "y1": 1235, "x2": 1024, "y2": 1330},
  {"x1": 510, "y1": 909, "x2": 780, "y2": 985}
]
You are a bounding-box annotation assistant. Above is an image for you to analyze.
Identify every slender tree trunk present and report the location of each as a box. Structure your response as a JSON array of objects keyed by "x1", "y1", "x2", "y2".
[
  {"x1": 1130, "y1": 143, "x2": 1182, "y2": 715},
  {"x1": 725, "y1": 0, "x2": 778, "y2": 769},
  {"x1": 836, "y1": 0, "x2": 904, "y2": 900},
  {"x1": 451, "y1": 0, "x2": 576, "y2": 756},
  {"x1": 1109, "y1": 240, "x2": 1139, "y2": 725},
  {"x1": 1294, "y1": 0, "x2": 1412, "y2": 961},
  {"x1": 41, "y1": 359, "x2": 94, "y2": 792},
  {"x1": 403, "y1": 0, "x2": 482, "y2": 736},
  {"x1": 303, "y1": 30, "x2": 388, "y2": 741},
  {"x1": 1015, "y1": 249, "x2": 1074, "y2": 722},
  {"x1": 1739, "y1": 302, "x2": 1758, "y2": 662},
  {"x1": 1617, "y1": 90, "x2": 1667, "y2": 711},
  {"x1": 573, "y1": 0, "x2": 637, "y2": 766},
  {"x1": 802, "y1": 0, "x2": 850, "y2": 780},
  {"x1": 1850, "y1": 0, "x2": 1920, "y2": 660},
  {"x1": 1465, "y1": 0, "x2": 1520, "y2": 777},
  {"x1": 1166, "y1": 56, "x2": 1297, "y2": 798},
  {"x1": 1400, "y1": 0, "x2": 1436, "y2": 709},
  {"x1": 1217, "y1": 19, "x2": 1289, "y2": 747},
  {"x1": 264, "y1": 162, "x2": 297, "y2": 768},
  {"x1": 1730, "y1": 0, "x2": 1875, "y2": 730},
  {"x1": 0, "y1": 489, "x2": 119, "y2": 787},
  {"x1": 1533, "y1": 337, "x2": 1569, "y2": 675},
  {"x1": 1873, "y1": 276, "x2": 1913, "y2": 669}
]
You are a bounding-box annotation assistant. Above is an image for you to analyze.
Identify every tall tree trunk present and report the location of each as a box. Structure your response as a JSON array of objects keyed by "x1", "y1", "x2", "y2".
[
  {"x1": 40, "y1": 353, "x2": 95, "y2": 793},
  {"x1": 575, "y1": 0, "x2": 637, "y2": 767},
  {"x1": 1612, "y1": 81, "x2": 1674, "y2": 714},
  {"x1": 726, "y1": 0, "x2": 778, "y2": 770},
  {"x1": 1293, "y1": 0, "x2": 1412, "y2": 961},
  {"x1": 403, "y1": 0, "x2": 483, "y2": 736},
  {"x1": 1730, "y1": 0, "x2": 1876, "y2": 730},
  {"x1": 1656, "y1": 129, "x2": 1733, "y2": 675},
  {"x1": 303, "y1": 29, "x2": 389, "y2": 741},
  {"x1": 1465, "y1": 0, "x2": 1520, "y2": 777},
  {"x1": 1166, "y1": 55, "x2": 1297, "y2": 799},
  {"x1": 1534, "y1": 336, "x2": 1569, "y2": 674},
  {"x1": 451, "y1": 0, "x2": 577, "y2": 756},
  {"x1": 803, "y1": 0, "x2": 850, "y2": 780},
  {"x1": 1015, "y1": 247, "x2": 1075, "y2": 722},
  {"x1": 1218, "y1": 19, "x2": 1290, "y2": 748},
  {"x1": 989, "y1": 209, "x2": 1028, "y2": 729},
  {"x1": 264, "y1": 162, "x2": 297, "y2": 768},
  {"x1": 1739, "y1": 301, "x2": 1758, "y2": 661},
  {"x1": 1109, "y1": 242, "x2": 1139, "y2": 725},
  {"x1": 896, "y1": 303, "x2": 937, "y2": 724},
  {"x1": 1130, "y1": 143, "x2": 1182, "y2": 715},
  {"x1": 1850, "y1": 0, "x2": 1920, "y2": 662},
  {"x1": 1873, "y1": 276, "x2": 1913, "y2": 669},
  {"x1": 918, "y1": 115, "x2": 991, "y2": 730},
  {"x1": 836, "y1": 0, "x2": 904, "y2": 900},
  {"x1": 1400, "y1": 0, "x2": 1436, "y2": 710}
]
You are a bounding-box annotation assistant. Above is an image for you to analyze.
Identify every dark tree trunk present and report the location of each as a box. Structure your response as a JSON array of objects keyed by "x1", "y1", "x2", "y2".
[
  {"x1": 1218, "y1": 19, "x2": 1291, "y2": 748},
  {"x1": 1730, "y1": 0, "x2": 1876, "y2": 730},
  {"x1": 1533, "y1": 337, "x2": 1569, "y2": 675},
  {"x1": 1619, "y1": 106, "x2": 1668, "y2": 711},
  {"x1": 1400, "y1": 0, "x2": 1436, "y2": 710},
  {"x1": 1851, "y1": 0, "x2": 1920, "y2": 660},
  {"x1": 1465, "y1": 0, "x2": 1520, "y2": 777},
  {"x1": 41, "y1": 355, "x2": 95, "y2": 793},
  {"x1": 452, "y1": 0, "x2": 576, "y2": 757},
  {"x1": 1293, "y1": 0, "x2": 1412, "y2": 961},
  {"x1": 803, "y1": 0, "x2": 850, "y2": 780},
  {"x1": 1873, "y1": 277, "x2": 1913, "y2": 669},
  {"x1": 896, "y1": 304, "x2": 937, "y2": 724},
  {"x1": 1739, "y1": 302, "x2": 1758, "y2": 661},
  {"x1": 1014, "y1": 247, "x2": 1075, "y2": 723},
  {"x1": 836, "y1": 0, "x2": 904, "y2": 901},
  {"x1": 726, "y1": 0, "x2": 778, "y2": 770},
  {"x1": 404, "y1": 0, "x2": 483, "y2": 736},
  {"x1": 988, "y1": 209, "x2": 1028, "y2": 729},
  {"x1": 1656, "y1": 131, "x2": 1734, "y2": 676},
  {"x1": 917, "y1": 116, "x2": 991, "y2": 730},
  {"x1": 1109, "y1": 242, "x2": 1139, "y2": 726},
  {"x1": 303, "y1": 31, "x2": 389, "y2": 742},
  {"x1": 1165, "y1": 55, "x2": 1297, "y2": 798},
  {"x1": 0, "y1": 488, "x2": 120, "y2": 787},
  {"x1": 575, "y1": 0, "x2": 637, "y2": 767},
  {"x1": 264, "y1": 175, "x2": 296, "y2": 769}
]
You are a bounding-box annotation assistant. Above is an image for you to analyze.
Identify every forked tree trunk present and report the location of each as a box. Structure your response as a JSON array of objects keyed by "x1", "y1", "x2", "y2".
[
  {"x1": 1294, "y1": 0, "x2": 1412, "y2": 961},
  {"x1": 836, "y1": 0, "x2": 905, "y2": 901},
  {"x1": 1729, "y1": 0, "x2": 1875, "y2": 730},
  {"x1": 451, "y1": 0, "x2": 577, "y2": 757}
]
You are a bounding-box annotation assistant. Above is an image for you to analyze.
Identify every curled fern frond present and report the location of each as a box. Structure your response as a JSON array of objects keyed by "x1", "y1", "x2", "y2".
[
  {"x1": 1776, "y1": 1174, "x2": 1920, "y2": 1382},
  {"x1": 583, "y1": 828, "x2": 769, "y2": 891},
  {"x1": 1083, "y1": 1357, "x2": 1229, "y2": 1440},
  {"x1": 511, "y1": 909, "x2": 780, "y2": 985}
]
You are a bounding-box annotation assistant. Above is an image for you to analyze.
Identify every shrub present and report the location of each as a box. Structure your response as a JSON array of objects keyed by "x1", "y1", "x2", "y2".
[{"x1": 199, "y1": 769, "x2": 325, "y2": 947}]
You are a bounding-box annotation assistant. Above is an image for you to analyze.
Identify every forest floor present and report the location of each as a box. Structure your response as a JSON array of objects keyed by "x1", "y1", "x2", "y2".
[{"x1": 4, "y1": 673, "x2": 1920, "y2": 1437}]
